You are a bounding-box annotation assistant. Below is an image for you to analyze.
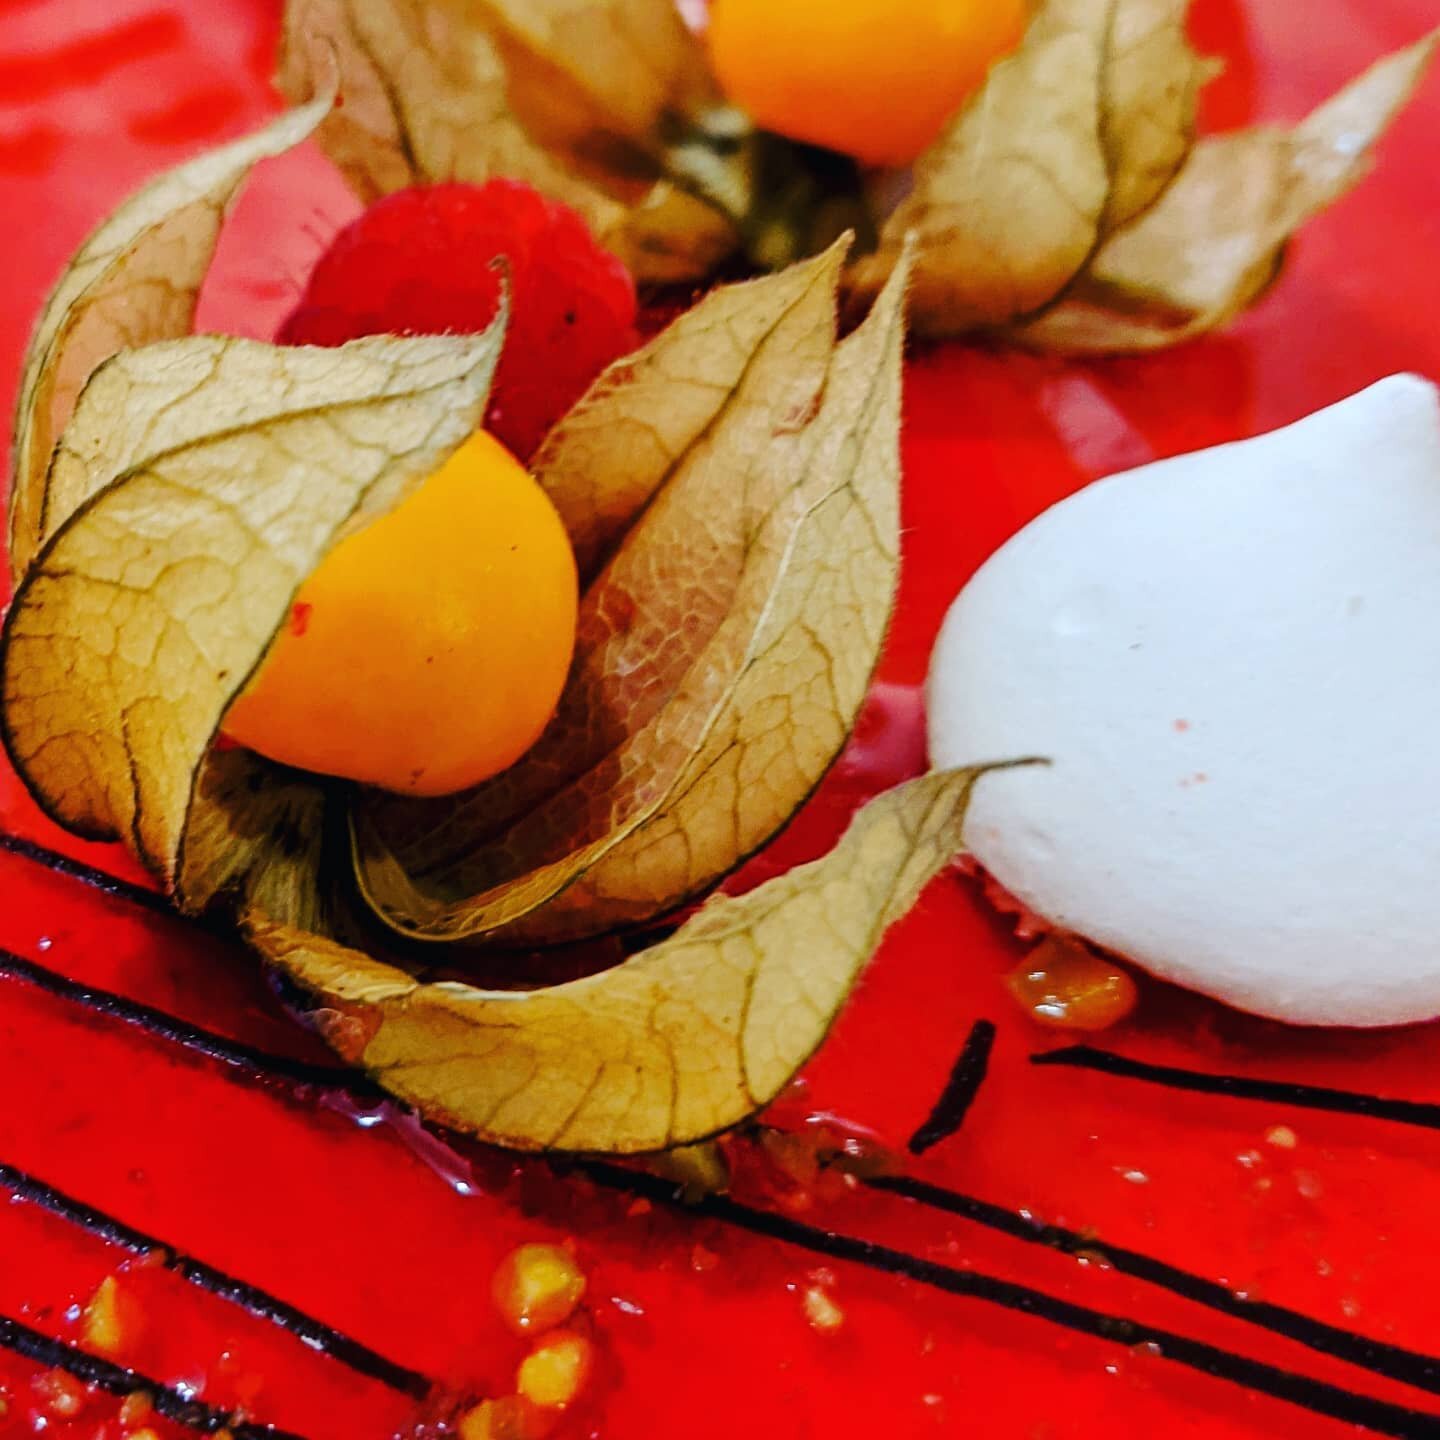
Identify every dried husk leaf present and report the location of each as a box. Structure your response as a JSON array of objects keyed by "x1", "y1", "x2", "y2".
[
  {"x1": 1097, "y1": 0, "x2": 1210, "y2": 229},
  {"x1": 1013, "y1": 31, "x2": 1439, "y2": 352},
  {"x1": 276, "y1": 0, "x2": 627, "y2": 223},
  {"x1": 849, "y1": 0, "x2": 1113, "y2": 332},
  {"x1": 468, "y1": 0, "x2": 717, "y2": 173},
  {"x1": 179, "y1": 747, "x2": 332, "y2": 932},
  {"x1": 249, "y1": 766, "x2": 1000, "y2": 1154},
  {"x1": 534, "y1": 248, "x2": 862, "y2": 580},
  {"x1": 849, "y1": 3, "x2": 1431, "y2": 346},
  {"x1": 7, "y1": 88, "x2": 335, "y2": 583},
  {"x1": 0, "y1": 326, "x2": 504, "y2": 888},
  {"x1": 353, "y1": 242, "x2": 910, "y2": 946},
  {"x1": 276, "y1": 0, "x2": 738, "y2": 283}
]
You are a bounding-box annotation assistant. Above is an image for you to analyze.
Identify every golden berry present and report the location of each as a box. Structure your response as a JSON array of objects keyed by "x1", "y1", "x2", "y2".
[
  {"x1": 709, "y1": 0, "x2": 1029, "y2": 166},
  {"x1": 224, "y1": 431, "x2": 578, "y2": 797}
]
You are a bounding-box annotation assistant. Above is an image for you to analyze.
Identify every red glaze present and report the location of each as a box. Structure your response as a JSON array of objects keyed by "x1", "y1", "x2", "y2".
[{"x1": 4, "y1": 3, "x2": 1440, "y2": 1438}]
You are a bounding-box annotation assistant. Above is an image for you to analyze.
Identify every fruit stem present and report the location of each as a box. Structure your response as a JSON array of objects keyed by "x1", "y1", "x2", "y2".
[{"x1": 661, "y1": 105, "x2": 876, "y2": 270}]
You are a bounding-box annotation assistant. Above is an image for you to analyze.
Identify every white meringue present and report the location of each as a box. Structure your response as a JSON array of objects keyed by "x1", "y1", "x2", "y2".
[{"x1": 928, "y1": 374, "x2": 1440, "y2": 1027}]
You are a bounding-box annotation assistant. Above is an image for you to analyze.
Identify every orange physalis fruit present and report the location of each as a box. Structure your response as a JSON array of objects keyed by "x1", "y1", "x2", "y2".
[
  {"x1": 707, "y1": 0, "x2": 1029, "y2": 166},
  {"x1": 224, "y1": 431, "x2": 578, "y2": 797}
]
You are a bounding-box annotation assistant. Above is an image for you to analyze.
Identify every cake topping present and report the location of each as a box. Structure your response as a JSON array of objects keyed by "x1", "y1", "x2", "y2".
[
  {"x1": 279, "y1": 0, "x2": 1435, "y2": 346},
  {"x1": 929, "y1": 374, "x2": 1440, "y2": 1027},
  {"x1": 279, "y1": 180, "x2": 639, "y2": 463},
  {"x1": 515, "y1": 1330, "x2": 595, "y2": 1411},
  {"x1": 493, "y1": 1245, "x2": 587, "y2": 1338}
]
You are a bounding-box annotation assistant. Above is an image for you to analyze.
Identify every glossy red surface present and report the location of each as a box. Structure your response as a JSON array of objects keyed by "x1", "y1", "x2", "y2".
[{"x1": 3, "y1": 3, "x2": 1440, "y2": 1438}]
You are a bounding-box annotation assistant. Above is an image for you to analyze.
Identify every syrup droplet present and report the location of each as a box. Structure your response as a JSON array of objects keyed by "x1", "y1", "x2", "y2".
[{"x1": 1006, "y1": 935, "x2": 1138, "y2": 1030}]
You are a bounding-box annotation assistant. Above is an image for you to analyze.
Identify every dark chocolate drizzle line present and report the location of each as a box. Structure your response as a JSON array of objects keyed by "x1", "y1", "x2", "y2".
[
  {"x1": 14, "y1": 961, "x2": 1440, "y2": 1440},
  {"x1": 1034, "y1": 1045, "x2": 1440, "y2": 1132},
  {"x1": 0, "y1": 831, "x2": 174, "y2": 916},
  {"x1": 0, "y1": 945, "x2": 386, "y2": 1094},
  {"x1": 908, "y1": 1019, "x2": 996, "y2": 1154},
  {"x1": 0, "y1": 1159, "x2": 429, "y2": 1398},
  {"x1": 576, "y1": 1163, "x2": 1440, "y2": 1440},
  {"x1": 0, "y1": 1312, "x2": 310, "y2": 1440},
  {"x1": 8, "y1": 828, "x2": 1440, "y2": 1433},
  {"x1": 865, "y1": 1173, "x2": 1440, "y2": 1397}
]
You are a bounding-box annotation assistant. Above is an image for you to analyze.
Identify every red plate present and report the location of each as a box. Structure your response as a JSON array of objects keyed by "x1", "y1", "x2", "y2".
[{"x1": 3, "y1": 3, "x2": 1440, "y2": 1438}]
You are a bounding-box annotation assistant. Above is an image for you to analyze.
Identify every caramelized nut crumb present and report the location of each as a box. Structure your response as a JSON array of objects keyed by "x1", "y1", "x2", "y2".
[
  {"x1": 493, "y1": 1244, "x2": 586, "y2": 1336},
  {"x1": 517, "y1": 1330, "x2": 595, "y2": 1410},
  {"x1": 82, "y1": 1274, "x2": 131, "y2": 1356},
  {"x1": 119, "y1": 1391, "x2": 154, "y2": 1427},
  {"x1": 802, "y1": 1284, "x2": 845, "y2": 1334},
  {"x1": 34, "y1": 1368, "x2": 86, "y2": 1418},
  {"x1": 459, "y1": 1395, "x2": 549, "y2": 1440}
]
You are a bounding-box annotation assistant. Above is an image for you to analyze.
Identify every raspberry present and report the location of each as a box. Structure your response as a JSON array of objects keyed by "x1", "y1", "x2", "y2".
[{"x1": 279, "y1": 181, "x2": 639, "y2": 461}]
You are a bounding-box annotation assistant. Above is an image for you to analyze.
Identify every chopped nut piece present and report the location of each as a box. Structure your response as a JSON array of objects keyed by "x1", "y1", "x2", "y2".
[
  {"x1": 82, "y1": 1274, "x2": 132, "y2": 1356},
  {"x1": 517, "y1": 1330, "x2": 595, "y2": 1411},
  {"x1": 459, "y1": 1395, "x2": 549, "y2": 1440},
  {"x1": 802, "y1": 1284, "x2": 845, "y2": 1334},
  {"x1": 119, "y1": 1391, "x2": 154, "y2": 1427},
  {"x1": 493, "y1": 1244, "x2": 586, "y2": 1336},
  {"x1": 33, "y1": 1368, "x2": 86, "y2": 1418},
  {"x1": 1265, "y1": 1125, "x2": 1299, "y2": 1150}
]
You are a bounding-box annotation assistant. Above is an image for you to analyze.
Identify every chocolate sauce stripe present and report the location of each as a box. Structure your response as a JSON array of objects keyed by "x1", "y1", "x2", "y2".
[
  {"x1": 576, "y1": 1163, "x2": 1440, "y2": 1440},
  {"x1": 0, "y1": 945, "x2": 383, "y2": 1095},
  {"x1": 865, "y1": 1173, "x2": 1440, "y2": 1397},
  {"x1": 0, "y1": 1159, "x2": 429, "y2": 1398},
  {"x1": 0, "y1": 1311, "x2": 310, "y2": 1440},
  {"x1": 11, "y1": 828, "x2": 1437, "y2": 1130},
  {"x1": 908, "y1": 1019, "x2": 996, "y2": 1154},
  {"x1": 11, "y1": 950, "x2": 1440, "y2": 1437},
  {"x1": 0, "y1": 832, "x2": 174, "y2": 916},
  {"x1": 1033, "y1": 1045, "x2": 1440, "y2": 1130},
  {"x1": 7, "y1": 829, "x2": 1440, "y2": 1433}
]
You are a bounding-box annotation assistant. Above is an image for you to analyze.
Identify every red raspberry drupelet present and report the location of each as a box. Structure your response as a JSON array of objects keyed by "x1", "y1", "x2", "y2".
[{"x1": 279, "y1": 180, "x2": 640, "y2": 462}]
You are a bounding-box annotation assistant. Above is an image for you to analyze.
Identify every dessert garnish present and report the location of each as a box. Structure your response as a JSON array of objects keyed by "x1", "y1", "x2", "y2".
[
  {"x1": 277, "y1": 179, "x2": 641, "y2": 462},
  {"x1": 0, "y1": 85, "x2": 1012, "y2": 1156},
  {"x1": 220, "y1": 427, "x2": 580, "y2": 797},
  {"x1": 706, "y1": 0, "x2": 1030, "y2": 166},
  {"x1": 276, "y1": 0, "x2": 1435, "y2": 348},
  {"x1": 929, "y1": 373, "x2": 1440, "y2": 1026}
]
